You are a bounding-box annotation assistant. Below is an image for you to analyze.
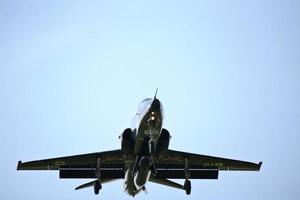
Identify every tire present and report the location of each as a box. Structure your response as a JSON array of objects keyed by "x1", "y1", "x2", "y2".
[
  {"x1": 94, "y1": 181, "x2": 102, "y2": 195},
  {"x1": 184, "y1": 179, "x2": 191, "y2": 195}
]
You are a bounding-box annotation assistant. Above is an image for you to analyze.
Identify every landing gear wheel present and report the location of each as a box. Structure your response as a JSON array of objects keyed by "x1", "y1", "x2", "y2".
[
  {"x1": 94, "y1": 180, "x2": 102, "y2": 195},
  {"x1": 184, "y1": 179, "x2": 191, "y2": 195}
]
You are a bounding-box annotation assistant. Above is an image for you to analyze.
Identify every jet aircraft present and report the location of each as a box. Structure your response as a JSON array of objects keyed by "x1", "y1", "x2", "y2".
[{"x1": 17, "y1": 91, "x2": 262, "y2": 196}]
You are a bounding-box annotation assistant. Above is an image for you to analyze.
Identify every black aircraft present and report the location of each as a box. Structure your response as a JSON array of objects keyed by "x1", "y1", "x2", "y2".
[{"x1": 17, "y1": 91, "x2": 262, "y2": 196}]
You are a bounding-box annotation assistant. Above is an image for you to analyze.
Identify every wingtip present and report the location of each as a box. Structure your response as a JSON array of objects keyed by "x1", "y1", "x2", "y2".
[
  {"x1": 258, "y1": 161, "x2": 263, "y2": 171},
  {"x1": 17, "y1": 161, "x2": 22, "y2": 170}
]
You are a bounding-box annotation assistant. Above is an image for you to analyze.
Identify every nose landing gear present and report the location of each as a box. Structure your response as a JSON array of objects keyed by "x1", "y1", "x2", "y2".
[{"x1": 148, "y1": 140, "x2": 155, "y2": 155}]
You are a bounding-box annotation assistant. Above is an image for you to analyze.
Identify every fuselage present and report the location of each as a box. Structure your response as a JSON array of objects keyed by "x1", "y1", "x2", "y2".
[{"x1": 124, "y1": 98, "x2": 164, "y2": 196}]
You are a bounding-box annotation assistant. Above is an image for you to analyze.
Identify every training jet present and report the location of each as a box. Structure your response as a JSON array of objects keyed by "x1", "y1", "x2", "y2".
[{"x1": 17, "y1": 91, "x2": 262, "y2": 196}]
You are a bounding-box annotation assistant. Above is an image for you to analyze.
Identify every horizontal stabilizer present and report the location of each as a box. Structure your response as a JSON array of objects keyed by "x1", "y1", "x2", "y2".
[
  {"x1": 149, "y1": 178, "x2": 184, "y2": 190},
  {"x1": 75, "y1": 179, "x2": 117, "y2": 190},
  {"x1": 75, "y1": 180, "x2": 96, "y2": 190}
]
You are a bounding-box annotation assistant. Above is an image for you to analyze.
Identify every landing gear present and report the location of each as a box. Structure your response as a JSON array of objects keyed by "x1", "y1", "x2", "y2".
[
  {"x1": 94, "y1": 157, "x2": 102, "y2": 195},
  {"x1": 184, "y1": 158, "x2": 191, "y2": 195},
  {"x1": 184, "y1": 179, "x2": 191, "y2": 195},
  {"x1": 149, "y1": 158, "x2": 157, "y2": 176},
  {"x1": 148, "y1": 140, "x2": 155, "y2": 155},
  {"x1": 132, "y1": 156, "x2": 141, "y2": 177},
  {"x1": 94, "y1": 180, "x2": 102, "y2": 195},
  {"x1": 148, "y1": 139, "x2": 157, "y2": 176}
]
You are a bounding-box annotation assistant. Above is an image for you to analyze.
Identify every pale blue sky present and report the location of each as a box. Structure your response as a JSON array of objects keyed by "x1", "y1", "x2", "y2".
[{"x1": 1, "y1": 1, "x2": 299, "y2": 199}]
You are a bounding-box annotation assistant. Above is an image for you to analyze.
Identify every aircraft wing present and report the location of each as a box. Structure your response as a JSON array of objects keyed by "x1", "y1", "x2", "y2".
[
  {"x1": 149, "y1": 149, "x2": 261, "y2": 191},
  {"x1": 157, "y1": 149, "x2": 262, "y2": 172},
  {"x1": 17, "y1": 149, "x2": 125, "y2": 179}
]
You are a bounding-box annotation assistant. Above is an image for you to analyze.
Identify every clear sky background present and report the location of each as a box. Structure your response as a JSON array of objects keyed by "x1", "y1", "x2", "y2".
[{"x1": 1, "y1": 1, "x2": 299, "y2": 200}]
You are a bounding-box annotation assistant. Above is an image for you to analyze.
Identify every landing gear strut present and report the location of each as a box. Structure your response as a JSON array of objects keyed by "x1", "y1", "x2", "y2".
[
  {"x1": 149, "y1": 157, "x2": 157, "y2": 176},
  {"x1": 184, "y1": 158, "x2": 191, "y2": 195},
  {"x1": 132, "y1": 156, "x2": 141, "y2": 177},
  {"x1": 94, "y1": 157, "x2": 102, "y2": 195},
  {"x1": 148, "y1": 140, "x2": 155, "y2": 155},
  {"x1": 148, "y1": 139, "x2": 157, "y2": 176}
]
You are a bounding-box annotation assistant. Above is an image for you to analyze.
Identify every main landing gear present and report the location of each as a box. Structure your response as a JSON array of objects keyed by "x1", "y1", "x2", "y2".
[
  {"x1": 184, "y1": 179, "x2": 191, "y2": 195},
  {"x1": 94, "y1": 180, "x2": 102, "y2": 195},
  {"x1": 94, "y1": 157, "x2": 102, "y2": 195},
  {"x1": 184, "y1": 158, "x2": 191, "y2": 195}
]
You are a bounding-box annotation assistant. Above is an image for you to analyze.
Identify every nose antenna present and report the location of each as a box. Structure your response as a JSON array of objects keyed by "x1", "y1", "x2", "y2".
[{"x1": 154, "y1": 88, "x2": 158, "y2": 99}]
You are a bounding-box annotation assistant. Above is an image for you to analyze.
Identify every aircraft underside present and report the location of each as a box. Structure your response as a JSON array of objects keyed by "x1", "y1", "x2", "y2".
[{"x1": 17, "y1": 96, "x2": 262, "y2": 197}]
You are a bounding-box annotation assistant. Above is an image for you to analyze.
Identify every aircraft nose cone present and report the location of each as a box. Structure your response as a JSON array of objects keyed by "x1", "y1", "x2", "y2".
[{"x1": 151, "y1": 99, "x2": 160, "y2": 112}]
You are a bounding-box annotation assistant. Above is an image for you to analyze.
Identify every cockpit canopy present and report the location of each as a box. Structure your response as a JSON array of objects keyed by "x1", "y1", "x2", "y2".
[
  {"x1": 136, "y1": 98, "x2": 164, "y2": 116},
  {"x1": 137, "y1": 98, "x2": 152, "y2": 114}
]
